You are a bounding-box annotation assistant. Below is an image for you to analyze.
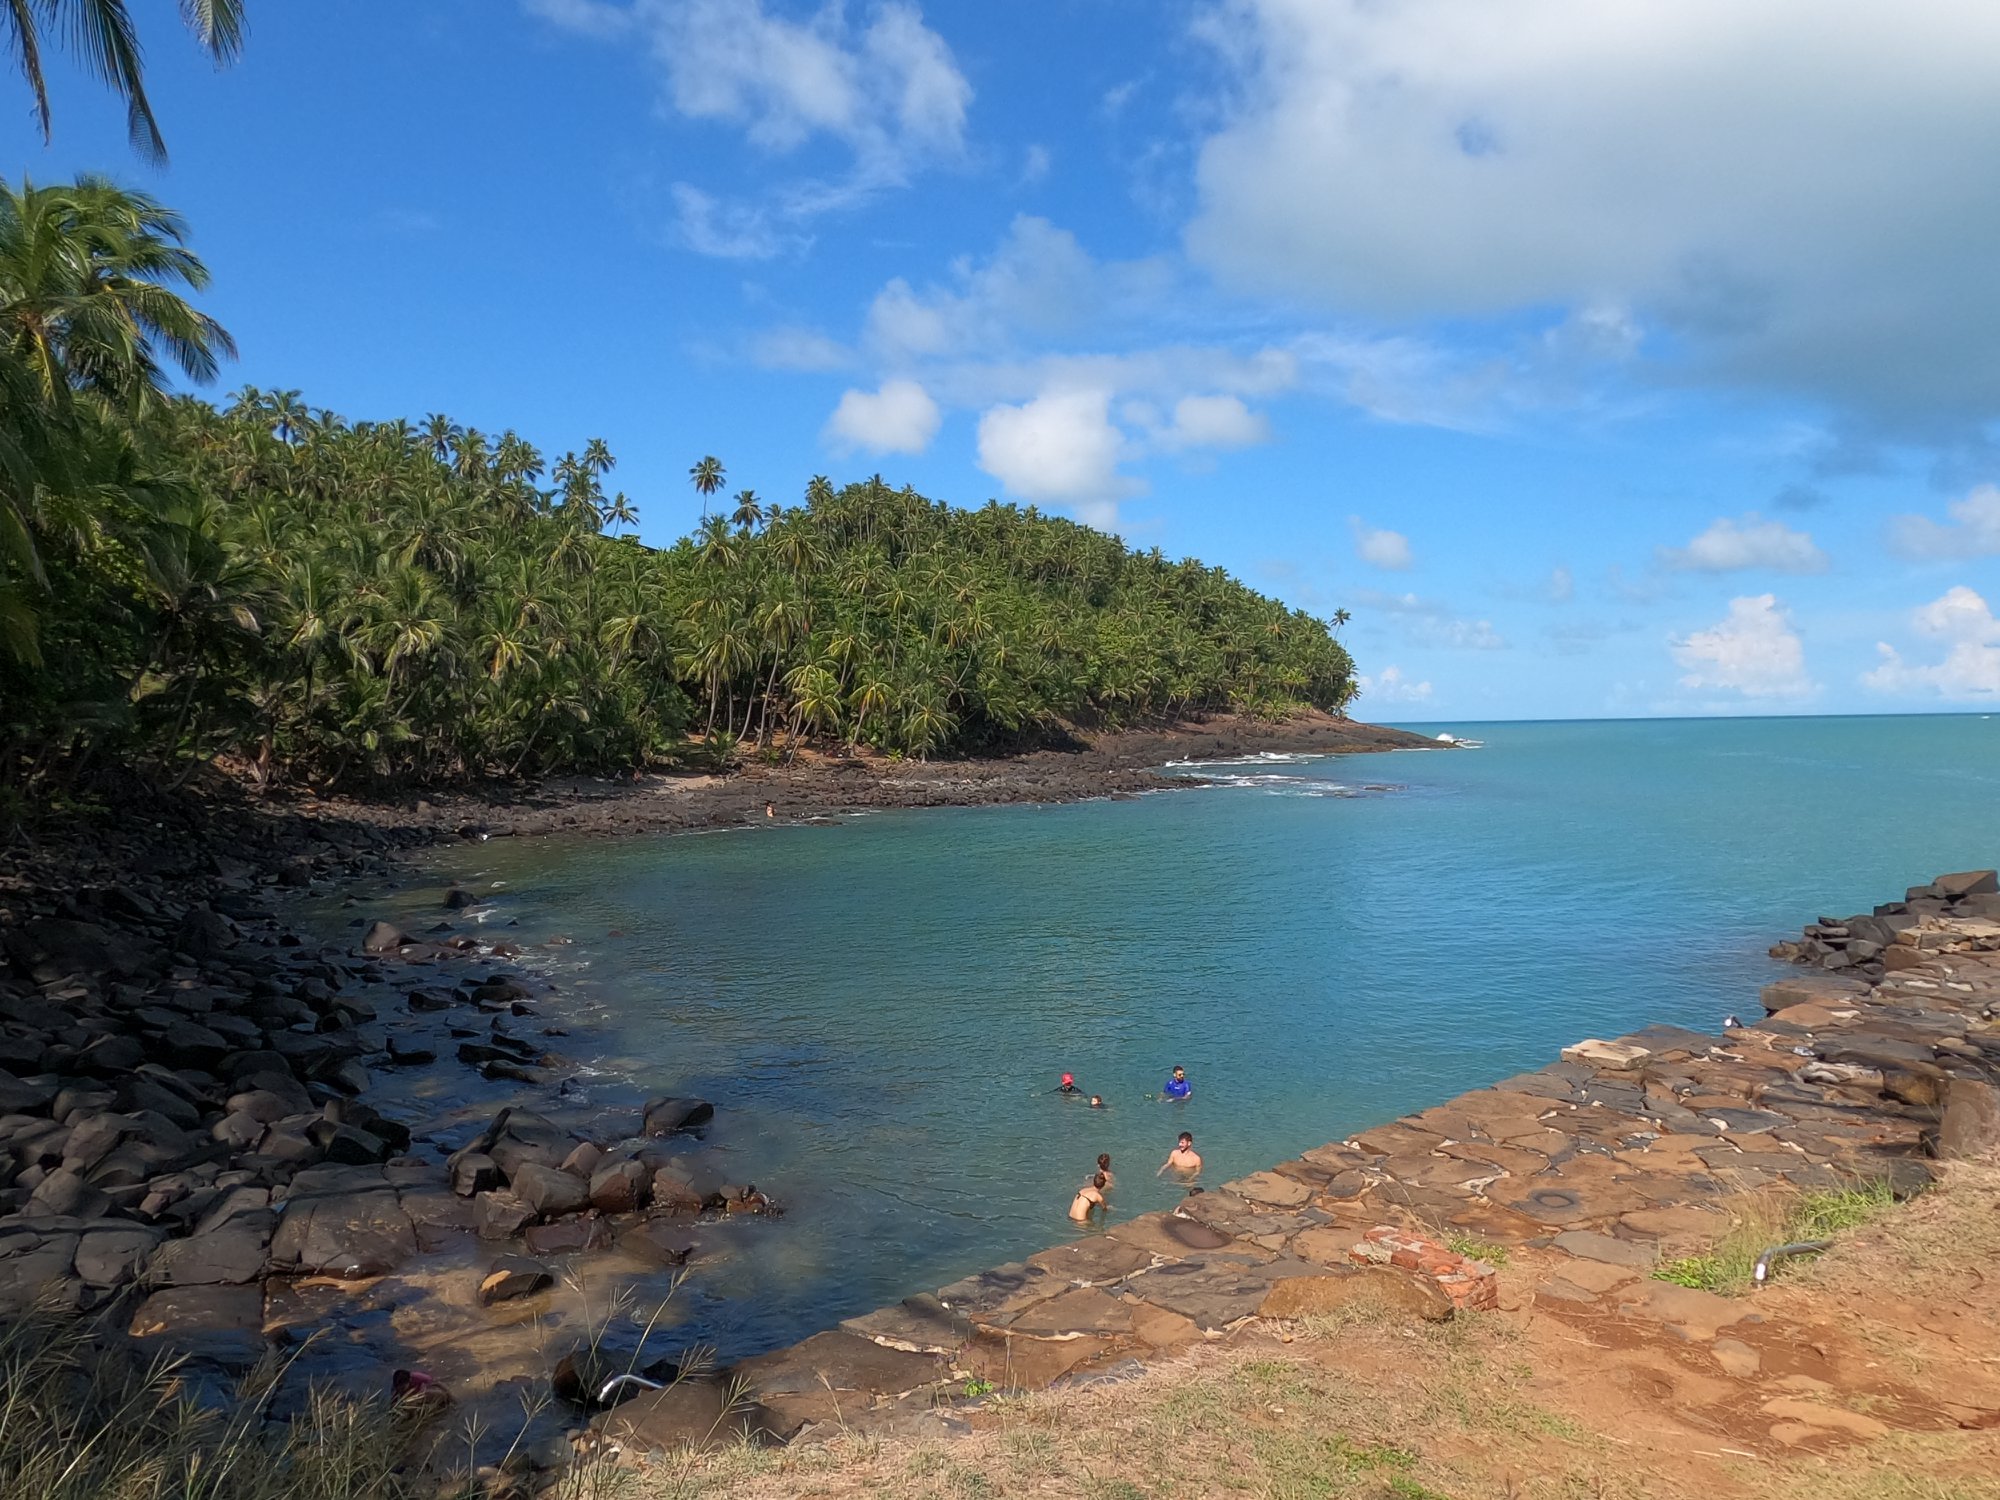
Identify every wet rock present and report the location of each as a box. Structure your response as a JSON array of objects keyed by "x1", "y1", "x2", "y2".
[
  {"x1": 129, "y1": 1284, "x2": 268, "y2": 1367},
  {"x1": 641, "y1": 1097, "x2": 715, "y2": 1137},
  {"x1": 731, "y1": 1331, "x2": 945, "y2": 1432},
  {"x1": 360, "y1": 921, "x2": 410, "y2": 956},
  {"x1": 6, "y1": 917, "x2": 152, "y2": 981},
  {"x1": 589, "y1": 1160, "x2": 649, "y2": 1214},
  {"x1": 451, "y1": 1151, "x2": 504, "y2": 1197},
  {"x1": 511, "y1": 1163, "x2": 590, "y2": 1222},
  {"x1": 444, "y1": 885, "x2": 477, "y2": 910},
  {"x1": 475, "y1": 1189, "x2": 535, "y2": 1240},
  {"x1": 271, "y1": 1165, "x2": 416, "y2": 1277},
  {"x1": 146, "y1": 1217, "x2": 270, "y2": 1286},
  {"x1": 649, "y1": 1171, "x2": 704, "y2": 1216},
  {"x1": 589, "y1": 1380, "x2": 784, "y2": 1454},
  {"x1": 523, "y1": 1217, "x2": 613, "y2": 1255},
  {"x1": 561, "y1": 1142, "x2": 604, "y2": 1178},
  {"x1": 620, "y1": 1218, "x2": 696, "y2": 1266},
  {"x1": 406, "y1": 988, "x2": 454, "y2": 1013},
  {"x1": 840, "y1": 1294, "x2": 972, "y2": 1356},
  {"x1": 174, "y1": 907, "x2": 237, "y2": 959},
  {"x1": 0, "y1": 1225, "x2": 80, "y2": 1309},
  {"x1": 478, "y1": 1255, "x2": 554, "y2": 1306},
  {"x1": 73, "y1": 1223, "x2": 165, "y2": 1287}
]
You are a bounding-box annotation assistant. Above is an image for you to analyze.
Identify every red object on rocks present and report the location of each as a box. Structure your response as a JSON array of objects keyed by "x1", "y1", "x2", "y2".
[{"x1": 1351, "y1": 1225, "x2": 1499, "y2": 1312}]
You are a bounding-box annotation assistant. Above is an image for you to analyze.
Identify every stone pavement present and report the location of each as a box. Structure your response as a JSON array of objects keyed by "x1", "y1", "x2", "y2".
[{"x1": 590, "y1": 871, "x2": 2000, "y2": 1460}]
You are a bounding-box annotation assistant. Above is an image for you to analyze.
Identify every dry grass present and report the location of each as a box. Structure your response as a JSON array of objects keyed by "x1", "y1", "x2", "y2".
[{"x1": 1652, "y1": 1177, "x2": 1896, "y2": 1295}]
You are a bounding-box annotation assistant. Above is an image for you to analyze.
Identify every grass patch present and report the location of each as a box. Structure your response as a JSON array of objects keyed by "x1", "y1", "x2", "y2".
[
  {"x1": 1651, "y1": 1178, "x2": 1897, "y2": 1295},
  {"x1": 1440, "y1": 1233, "x2": 1510, "y2": 1268},
  {"x1": 0, "y1": 1311, "x2": 421, "y2": 1500}
]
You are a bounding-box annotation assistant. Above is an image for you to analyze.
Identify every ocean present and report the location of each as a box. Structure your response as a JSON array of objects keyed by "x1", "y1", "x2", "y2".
[{"x1": 389, "y1": 713, "x2": 2000, "y2": 1359}]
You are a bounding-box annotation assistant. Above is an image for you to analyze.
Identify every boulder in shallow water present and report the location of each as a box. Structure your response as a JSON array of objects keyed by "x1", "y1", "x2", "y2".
[
  {"x1": 475, "y1": 1189, "x2": 535, "y2": 1241},
  {"x1": 478, "y1": 1255, "x2": 553, "y2": 1306},
  {"x1": 642, "y1": 1097, "x2": 715, "y2": 1137},
  {"x1": 590, "y1": 1160, "x2": 649, "y2": 1214},
  {"x1": 360, "y1": 921, "x2": 410, "y2": 956},
  {"x1": 511, "y1": 1162, "x2": 590, "y2": 1222}
]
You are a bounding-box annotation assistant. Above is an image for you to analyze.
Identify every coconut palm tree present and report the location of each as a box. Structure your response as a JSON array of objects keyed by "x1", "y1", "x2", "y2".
[
  {"x1": 688, "y1": 455, "x2": 724, "y2": 518},
  {"x1": 730, "y1": 489, "x2": 764, "y2": 534},
  {"x1": 6, "y1": 0, "x2": 248, "y2": 162},
  {"x1": 0, "y1": 174, "x2": 237, "y2": 409}
]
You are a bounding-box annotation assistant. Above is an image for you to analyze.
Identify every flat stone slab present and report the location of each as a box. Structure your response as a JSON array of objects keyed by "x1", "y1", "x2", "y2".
[
  {"x1": 1002, "y1": 1286, "x2": 1135, "y2": 1339},
  {"x1": 841, "y1": 1293, "x2": 971, "y2": 1355},
  {"x1": 1228, "y1": 1171, "x2": 1314, "y2": 1208},
  {"x1": 591, "y1": 1380, "x2": 785, "y2": 1452},
  {"x1": 732, "y1": 1330, "x2": 945, "y2": 1404},
  {"x1": 1613, "y1": 1280, "x2": 1750, "y2": 1341},
  {"x1": 936, "y1": 1261, "x2": 1054, "y2": 1322},
  {"x1": 1026, "y1": 1237, "x2": 1151, "y2": 1284},
  {"x1": 1552, "y1": 1230, "x2": 1657, "y2": 1270},
  {"x1": 1561, "y1": 1039, "x2": 1652, "y2": 1070},
  {"x1": 1122, "y1": 1254, "x2": 1321, "y2": 1330}
]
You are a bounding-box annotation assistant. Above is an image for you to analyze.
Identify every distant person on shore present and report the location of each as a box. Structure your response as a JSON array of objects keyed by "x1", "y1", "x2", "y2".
[
  {"x1": 1054, "y1": 1072, "x2": 1083, "y2": 1097},
  {"x1": 1069, "y1": 1172, "x2": 1108, "y2": 1221},
  {"x1": 1159, "y1": 1132, "x2": 1201, "y2": 1175},
  {"x1": 1094, "y1": 1153, "x2": 1115, "y2": 1190},
  {"x1": 1162, "y1": 1065, "x2": 1192, "y2": 1101}
]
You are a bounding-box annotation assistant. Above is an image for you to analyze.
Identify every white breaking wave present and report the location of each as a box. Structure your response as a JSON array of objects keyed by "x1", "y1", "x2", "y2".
[{"x1": 1162, "y1": 751, "x2": 1327, "y2": 769}]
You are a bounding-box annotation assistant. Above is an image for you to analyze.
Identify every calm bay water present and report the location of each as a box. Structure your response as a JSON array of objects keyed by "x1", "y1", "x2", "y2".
[{"x1": 393, "y1": 714, "x2": 2000, "y2": 1359}]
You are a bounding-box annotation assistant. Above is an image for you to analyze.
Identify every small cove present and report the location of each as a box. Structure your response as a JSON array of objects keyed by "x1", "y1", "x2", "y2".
[{"x1": 356, "y1": 713, "x2": 2000, "y2": 1364}]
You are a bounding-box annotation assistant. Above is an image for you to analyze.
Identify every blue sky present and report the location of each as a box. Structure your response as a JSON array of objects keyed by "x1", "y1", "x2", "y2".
[{"x1": 19, "y1": 0, "x2": 2000, "y2": 720}]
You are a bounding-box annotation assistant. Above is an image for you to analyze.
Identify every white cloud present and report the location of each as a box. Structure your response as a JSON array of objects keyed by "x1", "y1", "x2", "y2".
[
  {"x1": 752, "y1": 325, "x2": 853, "y2": 372},
  {"x1": 667, "y1": 183, "x2": 799, "y2": 260},
  {"x1": 1137, "y1": 394, "x2": 1271, "y2": 451},
  {"x1": 1358, "y1": 665, "x2": 1433, "y2": 703},
  {"x1": 1020, "y1": 143, "x2": 1051, "y2": 185},
  {"x1": 1660, "y1": 514, "x2": 1829, "y2": 574},
  {"x1": 1887, "y1": 484, "x2": 2000, "y2": 560},
  {"x1": 1186, "y1": 0, "x2": 2000, "y2": 431},
  {"x1": 1546, "y1": 565, "x2": 1575, "y2": 603},
  {"x1": 1669, "y1": 594, "x2": 1814, "y2": 698},
  {"x1": 976, "y1": 388, "x2": 1137, "y2": 526},
  {"x1": 863, "y1": 215, "x2": 1168, "y2": 361},
  {"x1": 1350, "y1": 517, "x2": 1413, "y2": 571},
  {"x1": 527, "y1": 1, "x2": 970, "y2": 246},
  {"x1": 1863, "y1": 585, "x2": 2000, "y2": 699},
  {"x1": 824, "y1": 378, "x2": 942, "y2": 455}
]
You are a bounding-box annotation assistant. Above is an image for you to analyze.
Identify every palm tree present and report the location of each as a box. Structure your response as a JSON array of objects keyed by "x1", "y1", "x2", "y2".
[
  {"x1": 0, "y1": 174, "x2": 237, "y2": 410},
  {"x1": 5, "y1": 0, "x2": 248, "y2": 162},
  {"x1": 730, "y1": 488, "x2": 764, "y2": 533},
  {"x1": 805, "y1": 474, "x2": 835, "y2": 508},
  {"x1": 1331, "y1": 608, "x2": 1351, "y2": 635},
  {"x1": 602, "y1": 491, "x2": 640, "y2": 537},
  {"x1": 688, "y1": 455, "x2": 724, "y2": 518}
]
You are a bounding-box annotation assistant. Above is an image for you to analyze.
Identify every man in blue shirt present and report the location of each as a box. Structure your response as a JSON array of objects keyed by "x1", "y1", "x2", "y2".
[{"x1": 1163, "y1": 1065, "x2": 1192, "y2": 1100}]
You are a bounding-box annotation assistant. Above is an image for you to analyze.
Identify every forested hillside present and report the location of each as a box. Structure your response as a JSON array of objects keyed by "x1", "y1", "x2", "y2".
[{"x1": 2, "y1": 174, "x2": 1358, "y2": 797}]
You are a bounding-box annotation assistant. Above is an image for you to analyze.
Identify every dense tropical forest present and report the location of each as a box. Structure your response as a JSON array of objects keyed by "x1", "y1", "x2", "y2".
[{"x1": 0, "y1": 171, "x2": 1359, "y2": 799}]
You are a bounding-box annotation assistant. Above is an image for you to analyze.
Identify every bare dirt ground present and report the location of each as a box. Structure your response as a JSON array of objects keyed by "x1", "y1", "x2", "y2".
[{"x1": 618, "y1": 1156, "x2": 2000, "y2": 1500}]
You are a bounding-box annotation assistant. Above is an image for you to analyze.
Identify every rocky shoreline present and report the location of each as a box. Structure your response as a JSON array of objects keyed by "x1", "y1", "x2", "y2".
[{"x1": 0, "y1": 713, "x2": 1438, "y2": 1479}]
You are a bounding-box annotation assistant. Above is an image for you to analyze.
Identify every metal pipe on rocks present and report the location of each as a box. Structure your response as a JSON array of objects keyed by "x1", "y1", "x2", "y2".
[{"x1": 1752, "y1": 1239, "x2": 1833, "y2": 1285}]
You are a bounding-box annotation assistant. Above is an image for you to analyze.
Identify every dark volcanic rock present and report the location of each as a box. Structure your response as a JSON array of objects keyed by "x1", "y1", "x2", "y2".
[
  {"x1": 475, "y1": 1189, "x2": 535, "y2": 1240},
  {"x1": 270, "y1": 1165, "x2": 415, "y2": 1277},
  {"x1": 589, "y1": 1160, "x2": 649, "y2": 1214},
  {"x1": 642, "y1": 1097, "x2": 715, "y2": 1137},
  {"x1": 477, "y1": 1255, "x2": 553, "y2": 1306},
  {"x1": 511, "y1": 1162, "x2": 591, "y2": 1221},
  {"x1": 360, "y1": 921, "x2": 410, "y2": 956}
]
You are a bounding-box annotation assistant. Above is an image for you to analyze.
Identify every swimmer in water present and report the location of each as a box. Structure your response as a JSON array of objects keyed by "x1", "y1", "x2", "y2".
[
  {"x1": 1158, "y1": 1132, "x2": 1201, "y2": 1175},
  {"x1": 1088, "y1": 1094, "x2": 1105, "y2": 1109},
  {"x1": 1055, "y1": 1072, "x2": 1083, "y2": 1097},
  {"x1": 1069, "y1": 1172, "x2": 1108, "y2": 1222},
  {"x1": 1162, "y1": 1065, "x2": 1192, "y2": 1100},
  {"x1": 1093, "y1": 1153, "x2": 1115, "y2": 1190}
]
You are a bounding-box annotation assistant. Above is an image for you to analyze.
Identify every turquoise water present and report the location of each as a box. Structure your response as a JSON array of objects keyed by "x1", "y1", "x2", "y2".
[{"x1": 403, "y1": 714, "x2": 2000, "y2": 1359}]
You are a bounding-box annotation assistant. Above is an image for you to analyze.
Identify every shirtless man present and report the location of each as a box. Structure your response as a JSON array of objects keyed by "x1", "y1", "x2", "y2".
[
  {"x1": 1068, "y1": 1171, "x2": 1108, "y2": 1221},
  {"x1": 1159, "y1": 1132, "x2": 1201, "y2": 1175}
]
